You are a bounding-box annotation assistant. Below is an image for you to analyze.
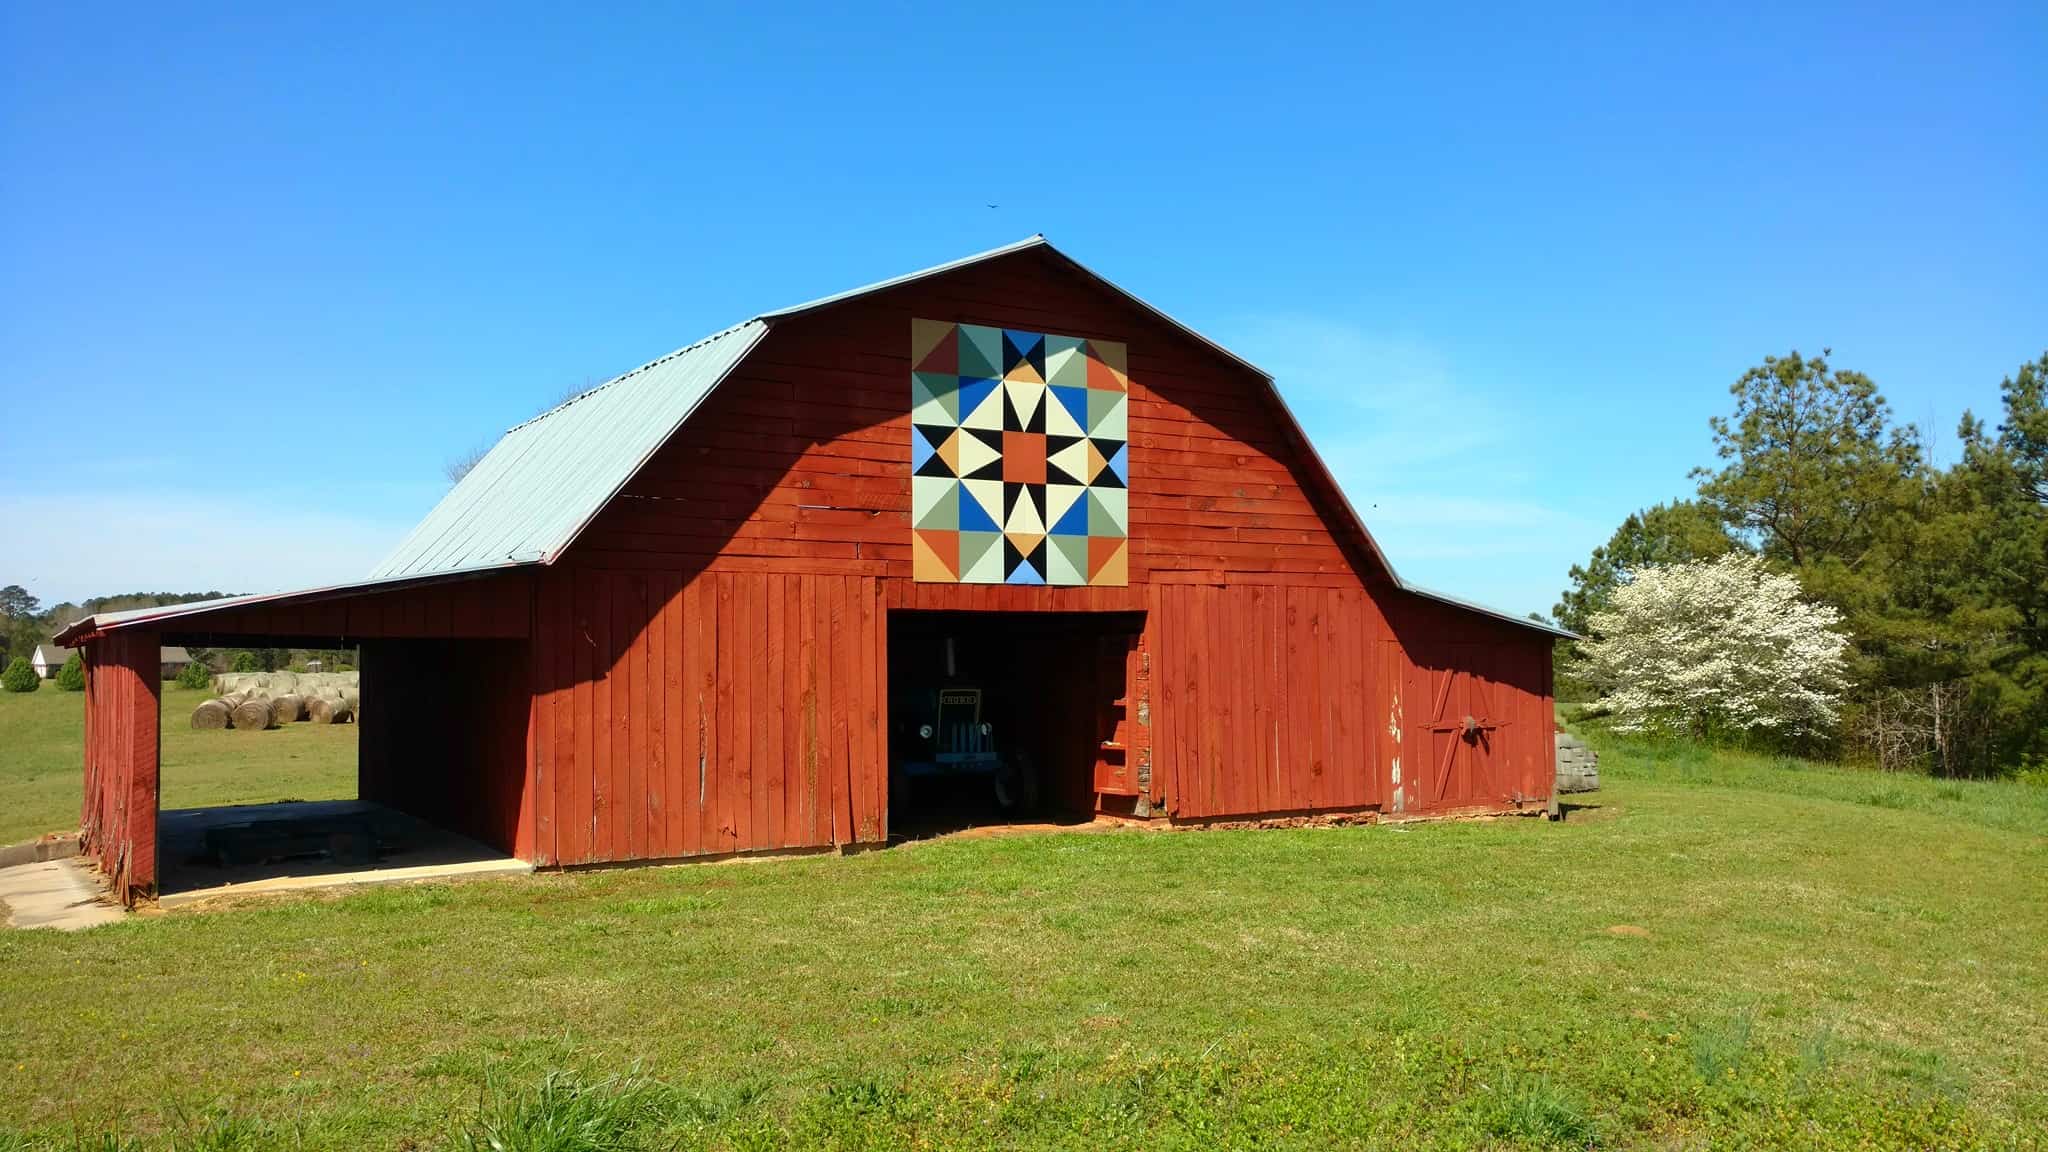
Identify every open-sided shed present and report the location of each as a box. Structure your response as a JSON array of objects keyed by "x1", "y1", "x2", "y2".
[{"x1": 59, "y1": 237, "x2": 1570, "y2": 904}]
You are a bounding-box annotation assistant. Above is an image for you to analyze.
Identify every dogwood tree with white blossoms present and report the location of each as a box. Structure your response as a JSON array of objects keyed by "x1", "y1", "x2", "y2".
[{"x1": 1580, "y1": 553, "x2": 1851, "y2": 738}]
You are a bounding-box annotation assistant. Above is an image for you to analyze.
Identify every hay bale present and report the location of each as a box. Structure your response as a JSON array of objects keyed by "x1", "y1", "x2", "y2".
[
  {"x1": 190, "y1": 699, "x2": 232, "y2": 730},
  {"x1": 270, "y1": 694, "x2": 304, "y2": 724},
  {"x1": 308, "y1": 695, "x2": 355, "y2": 724},
  {"x1": 230, "y1": 698, "x2": 274, "y2": 731}
]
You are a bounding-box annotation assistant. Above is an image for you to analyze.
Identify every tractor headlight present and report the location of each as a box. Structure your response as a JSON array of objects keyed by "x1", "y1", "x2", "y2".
[
  {"x1": 918, "y1": 724, "x2": 934, "y2": 739},
  {"x1": 979, "y1": 722, "x2": 992, "y2": 736}
]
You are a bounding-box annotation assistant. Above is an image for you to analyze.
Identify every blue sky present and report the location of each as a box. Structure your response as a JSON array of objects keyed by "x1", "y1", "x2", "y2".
[{"x1": 3, "y1": 2, "x2": 2042, "y2": 616}]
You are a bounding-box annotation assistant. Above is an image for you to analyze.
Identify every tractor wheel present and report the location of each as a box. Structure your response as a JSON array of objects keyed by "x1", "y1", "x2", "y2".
[{"x1": 993, "y1": 751, "x2": 1039, "y2": 815}]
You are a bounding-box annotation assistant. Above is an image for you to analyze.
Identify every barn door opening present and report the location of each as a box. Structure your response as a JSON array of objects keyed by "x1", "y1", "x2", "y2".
[
  {"x1": 150, "y1": 637, "x2": 528, "y2": 902},
  {"x1": 886, "y1": 610, "x2": 1142, "y2": 839}
]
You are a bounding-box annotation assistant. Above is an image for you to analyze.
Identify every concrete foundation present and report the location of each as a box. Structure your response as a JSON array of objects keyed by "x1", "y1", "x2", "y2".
[{"x1": 156, "y1": 799, "x2": 529, "y2": 907}]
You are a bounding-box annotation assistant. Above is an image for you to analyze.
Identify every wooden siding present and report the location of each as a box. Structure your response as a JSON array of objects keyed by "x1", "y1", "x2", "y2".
[
  {"x1": 1152, "y1": 585, "x2": 1387, "y2": 820},
  {"x1": 73, "y1": 247, "x2": 1557, "y2": 886},
  {"x1": 1385, "y1": 594, "x2": 1556, "y2": 816},
  {"x1": 527, "y1": 569, "x2": 886, "y2": 867},
  {"x1": 571, "y1": 250, "x2": 1388, "y2": 590},
  {"x1": 80, "y1": 630, "x2": 161, "y2": 904},
  {"x1": 533, "y1": 247, "x2": 1555, "y2": 865}
]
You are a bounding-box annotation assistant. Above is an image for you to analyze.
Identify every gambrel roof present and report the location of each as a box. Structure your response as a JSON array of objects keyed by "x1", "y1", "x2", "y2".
[{"x1": 65, "y1": 238, "x2": 1572, "y2": 642}]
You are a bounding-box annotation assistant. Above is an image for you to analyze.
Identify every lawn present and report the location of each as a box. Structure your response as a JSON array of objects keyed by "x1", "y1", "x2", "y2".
[
  {"x1": 0, "y1": 684, "x2": 357, "y2": 844},
  {"x1": 0, "y1": 722, "x2": 2045, "y2": 1148}
]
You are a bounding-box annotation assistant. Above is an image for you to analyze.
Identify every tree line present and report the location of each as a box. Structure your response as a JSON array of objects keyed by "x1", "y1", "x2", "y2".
[
  {"x1": 1555, "y1": 350, "x2": 2048, "y2": 777},
  {"x1": 0, "y1": 587, "x2": 349, "y2": 678}
]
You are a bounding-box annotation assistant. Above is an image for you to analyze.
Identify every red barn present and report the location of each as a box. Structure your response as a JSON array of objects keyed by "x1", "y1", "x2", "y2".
[{"x1": 59, "y1": 238, "x2": 1569, "y2": 904}]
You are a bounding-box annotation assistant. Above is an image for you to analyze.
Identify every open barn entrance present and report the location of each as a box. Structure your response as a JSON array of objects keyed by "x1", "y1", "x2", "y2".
[
  {"x1": 150, "y1": 636, "x2": 531, "y2": 902},
  {"x1": 886, "y1": 610, "x2": 1142, "y2": 839}
]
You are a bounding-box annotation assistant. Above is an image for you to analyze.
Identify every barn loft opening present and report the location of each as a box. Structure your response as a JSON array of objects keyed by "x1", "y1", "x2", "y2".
[
  {"x1": 151, "y1": 635, "x2": 529, "y2": 903},
  {"x1": 886, "y1": 610, "x2": 1142, "y2": 839}
]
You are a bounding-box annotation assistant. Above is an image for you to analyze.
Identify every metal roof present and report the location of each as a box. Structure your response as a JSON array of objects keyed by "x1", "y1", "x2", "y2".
[
  {"x1": 369, "y1": 238, "x2": 1080, "y2": 583},
  {"x1": 371, "y1": 320, "x2": 768, "y2": 579},
  {"x1": 67, "y1": 236, "x2": 1568, "y2": 641}
]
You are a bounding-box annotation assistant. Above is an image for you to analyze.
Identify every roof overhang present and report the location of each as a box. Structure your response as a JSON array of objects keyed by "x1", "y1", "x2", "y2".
[{"x1": 53, "y1": 565, "x2": 525, "y2": 647}]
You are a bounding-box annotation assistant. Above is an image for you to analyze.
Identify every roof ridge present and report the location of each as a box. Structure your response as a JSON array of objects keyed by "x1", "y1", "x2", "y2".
[
  {"x1": 504, "y1": 319, "x2": 759, "y2": 435},
  {"x1": 505, "y1": 238, "x2": 1052, "y2": 436}
]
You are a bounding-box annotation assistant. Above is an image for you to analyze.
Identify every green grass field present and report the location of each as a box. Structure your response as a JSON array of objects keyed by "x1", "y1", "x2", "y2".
[
  {"x1": 1, "y1": 701, "x2": 2045, "y2": 1149},
  {"x1": 0, "y1": 684, "x2": 357, "y2": 845}
]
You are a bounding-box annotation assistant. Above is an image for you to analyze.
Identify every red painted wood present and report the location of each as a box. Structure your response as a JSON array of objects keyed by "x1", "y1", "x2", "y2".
[
  {"x1": 52, "y1": 244, "x2": 1553, "y2": 878},
  {"x1": 79, "y1": 630, "x2": 160, "y2": 904}
]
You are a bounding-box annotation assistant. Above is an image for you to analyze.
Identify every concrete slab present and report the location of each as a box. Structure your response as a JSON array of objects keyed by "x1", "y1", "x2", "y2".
[
  {"x1": 156, "y1": 799, "x2": 530, "y2": 908},
  {"x1": 0, "y1": 859, "x2": 126, "y2": 931}
]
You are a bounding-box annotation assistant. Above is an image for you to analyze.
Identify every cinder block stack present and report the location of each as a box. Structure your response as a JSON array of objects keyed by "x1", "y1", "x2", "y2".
[{"x1": 1555, "y1": 731, "x2": 1599, "y2": 793}]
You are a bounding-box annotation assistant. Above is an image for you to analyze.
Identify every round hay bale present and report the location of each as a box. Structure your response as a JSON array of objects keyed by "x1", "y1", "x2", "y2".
[
  {"x1": 190, "y1": 699, "x2": 232, "y2": 730},
  {"x1": 270, "y1": 694, "x2": 304, "y2": 724},
  {"x1": 305, "y1": 696, "x2": 341, "y2": 724},
  {"x1": 230, "y1": 698, "x2": 274, "y2": 731},
  {"x1": 271, "y1": 671, "x2": 300, "y2": 694}
]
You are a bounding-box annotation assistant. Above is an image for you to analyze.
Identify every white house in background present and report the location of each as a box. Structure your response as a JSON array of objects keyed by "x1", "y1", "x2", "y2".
[
  {"x1": 29, "y1": 642, "x2": 193, "y2": 680},
  {"x1": 30, "y1": 643, "x2": 69, "y2": 678}
]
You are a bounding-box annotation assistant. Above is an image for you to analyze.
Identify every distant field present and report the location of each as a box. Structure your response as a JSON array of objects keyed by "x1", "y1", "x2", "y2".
[
  {"x1": 0, "y1": 683, "x2": 356, "y2": 844},
  {"x1": 1, "y1": 728, "x2": 2043, "y2": 1149}
]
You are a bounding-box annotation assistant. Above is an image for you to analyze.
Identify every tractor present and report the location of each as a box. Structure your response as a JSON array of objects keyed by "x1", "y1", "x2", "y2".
[{"x1": 891, "y1": 683, "x2": 1038, "y2": 816}]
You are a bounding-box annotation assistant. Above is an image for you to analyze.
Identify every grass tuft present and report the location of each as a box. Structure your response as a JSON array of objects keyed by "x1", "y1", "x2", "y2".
[
  {"x1": 1475, "y1": 1072, "x2": 1597, "y2": 1147},
  {"x1": 453, "y1": 1069, "x2": 674, "y2": 1152},
  {"x1": 1691, "y1": 1009, "x2": 1755, "y2": 1085}
]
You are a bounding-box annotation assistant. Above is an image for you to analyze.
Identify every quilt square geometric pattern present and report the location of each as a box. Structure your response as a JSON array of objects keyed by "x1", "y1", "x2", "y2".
[{"x1": 910, "y1": 319, "x2": 1129, "y2": 586}]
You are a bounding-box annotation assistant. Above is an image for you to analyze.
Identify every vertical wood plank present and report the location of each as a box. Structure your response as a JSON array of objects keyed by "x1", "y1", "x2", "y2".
[
  {"x1": 567, "y1": 571, "x2": 595, "y2": 864},
  {"x1": 623, "y1": 575, "x2": 646, "y2": 860},
  {"x1": 527, "y1": 587, "x2": 552, "y2": 865},
  {"x1": 730, "y1": 574, "x2": 755, "y2": 852},
  {"x1": 783, "y1": 575, "x2": 805, "y2": 846},
  {"x1": 714, "y1": 573, "x2": 736, "y2": 853},
  {"x1": 749, "y1": 575, "x2": 773, "y2": 851},
  {"x1": 764, "y1": 574, "x2": 788, "y2": 849},
  {"x1": 797, "y1": 575, "x2": 821, "y2": 844}
]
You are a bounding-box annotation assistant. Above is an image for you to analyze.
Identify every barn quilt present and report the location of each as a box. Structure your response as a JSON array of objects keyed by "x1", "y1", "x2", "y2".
[{"x1": 910, "y1": 319, "x2": 1128, "y2": 585}]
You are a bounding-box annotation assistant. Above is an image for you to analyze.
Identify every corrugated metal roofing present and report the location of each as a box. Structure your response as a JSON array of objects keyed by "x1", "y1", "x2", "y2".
[
  {"x1": 370, "y1": 320, "x2": 767, "y2": 579},
  {"x1": 369, "y1": 237, "x2": 1069, "y2": 583}
]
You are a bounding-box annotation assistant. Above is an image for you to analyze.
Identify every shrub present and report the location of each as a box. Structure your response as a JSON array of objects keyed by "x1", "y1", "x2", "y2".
[
  {"x1": 1, "y1": 657, "x2": 37, "y2": 693},
  {"x1": 176, "y1": 660, "x2": 213, "y2": 690},
  {"x1": 1580, "y1": 554, "x2": 1850, "y2": 740},
  {"x1": 229, "y1": 651, "x2": 260, "y2": 673},
  {"x1": 55, "y1": 652, "x2": 85, "y2": 691}
]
